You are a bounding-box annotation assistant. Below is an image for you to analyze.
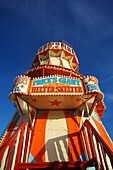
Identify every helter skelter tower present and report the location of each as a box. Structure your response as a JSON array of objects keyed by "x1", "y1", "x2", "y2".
[{"x1": 0, "y1": 41, "x2": 113, "y2": 170}]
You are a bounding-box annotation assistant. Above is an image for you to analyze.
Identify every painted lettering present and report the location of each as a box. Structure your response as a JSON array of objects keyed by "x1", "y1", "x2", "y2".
[
  {"x1": 31, "y1": 86, "x2": 83, "y2": 94},
  {"x1": 33, "y1": 77, "x2": 58, "y2": 86},
  {"x1": 33, "y1": 77, "x2": 81, "y2": 87},
  {"x1": 33, "y1": 79, "x2": 42, "y2": 86}
]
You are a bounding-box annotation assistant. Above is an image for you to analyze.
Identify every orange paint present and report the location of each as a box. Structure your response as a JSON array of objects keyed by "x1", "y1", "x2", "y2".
[
  {"x1": 0, "y1": 117, "x2": 20, "y2": 147},
  {"x1": 65, "y1": 113, "x2": 83, "y2": 161},
  {"x1": 30, "y1": 111, "x2": 48, "y2": 162},
  {"x1": 92, "y1": 117, "x2": 113, "y2": 152}
]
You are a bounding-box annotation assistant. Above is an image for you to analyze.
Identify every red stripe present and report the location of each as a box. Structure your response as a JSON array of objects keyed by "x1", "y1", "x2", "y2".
[
  {"x1": 65, "y1": 113, "x2": 83, "y2": 161},
  {"x1": 30, "y1": 111, "x2": 48, "y2": 162}
]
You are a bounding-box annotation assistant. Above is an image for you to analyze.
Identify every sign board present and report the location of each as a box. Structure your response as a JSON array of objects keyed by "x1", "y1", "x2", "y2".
[
  {"x1": 11, "y1": 75, "x2": 103, "y2": 101},
  {"x1": 31, "y1": 76, "x2": 84, "y2": 95}
]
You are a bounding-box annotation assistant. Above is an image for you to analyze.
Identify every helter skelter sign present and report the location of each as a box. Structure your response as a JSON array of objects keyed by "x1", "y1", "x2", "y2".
[
  {"x1": 31, "y1": 76, "x2": 84, "y2": 95},
  {"x1": 10, "y1": 74, "x2": 103, "y2": 110},
  {"x1": 11, "y1": 75, "x2": 102, "y2": 98}
]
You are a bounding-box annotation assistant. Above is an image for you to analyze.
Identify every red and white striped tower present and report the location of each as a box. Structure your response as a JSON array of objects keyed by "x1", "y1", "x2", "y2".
[{"x1": 0, "y1": 41, "x2": 113, "y2": 169}]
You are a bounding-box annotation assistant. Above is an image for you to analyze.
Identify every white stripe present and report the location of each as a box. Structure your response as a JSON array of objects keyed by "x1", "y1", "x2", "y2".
[
  {"x1": 79, "y1": 110, "x2": 84, "y2": 129},
  {"x1": 92, "y1": 134, "x2": 101, "y2": 168},
  {"x1": 105, "y1": 153, "x2": 112, "y2": 170},
  {"x1": 21, "y1": 125, "x2": 28, "y2": 162},
  {"x1": 0, "y1": 146, "x2": 9, "y2": 170},
  {"x1": 11, "y1": 130, "x2": 21, "y2": 170},
  {"x1": 45, "y1": 110, "x2": 68, "y2": 162},
  {"x1": 98, "y1": 142, "x2": 106, "y2": 170}
]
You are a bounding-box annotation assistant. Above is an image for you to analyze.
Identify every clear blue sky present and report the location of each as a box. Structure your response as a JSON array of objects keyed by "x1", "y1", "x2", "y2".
[{"x1": 0, "y1": 0, "x2": 113, "y2": 141}]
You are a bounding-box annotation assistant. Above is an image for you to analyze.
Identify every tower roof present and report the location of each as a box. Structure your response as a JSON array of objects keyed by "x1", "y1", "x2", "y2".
[{"x1": 32, "y1": 41, "x2": 79, "y2": 72}]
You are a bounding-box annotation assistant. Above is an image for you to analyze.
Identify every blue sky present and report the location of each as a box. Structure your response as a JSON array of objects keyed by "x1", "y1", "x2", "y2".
[{"x1": 0, "y1": 0, "x2": 113, "y2": 141}]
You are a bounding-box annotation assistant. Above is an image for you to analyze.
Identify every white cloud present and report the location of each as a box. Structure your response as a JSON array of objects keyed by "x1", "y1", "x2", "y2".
[
  {"x1": 102, "y1": 76, "x2": 113, "y2": 84},
  {"x1": 107, "y1": 76, "x2": 113, "y2": 82},
  {"x1": 105, "y1": 93, "x2": 113, "y2": 101},
  {"x1": 66, "y1": 1, "x2": 113, "y2": 36}
]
